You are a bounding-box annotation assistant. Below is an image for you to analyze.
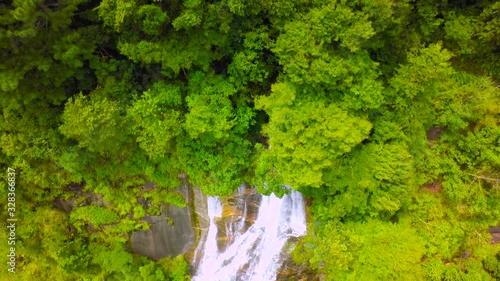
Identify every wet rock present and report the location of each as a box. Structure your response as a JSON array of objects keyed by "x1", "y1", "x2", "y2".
[
  {"x1": 192, "y1": 184, "x2": 209, "y2": 231},
  {"x1": 215, "y1": 185, "x2": 261, "y2": 252},
  {"x1": 275, "y1": 239, "x2": 319, "y2": 281}
]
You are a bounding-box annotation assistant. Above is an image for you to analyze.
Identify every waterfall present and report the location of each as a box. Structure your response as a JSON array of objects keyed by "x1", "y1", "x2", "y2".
[{"x1": 192, "y1": 188, "x2": 307, "y2": 281}]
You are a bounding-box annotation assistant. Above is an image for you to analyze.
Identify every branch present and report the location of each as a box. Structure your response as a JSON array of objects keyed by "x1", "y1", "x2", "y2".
[
  {"x1": 467, "y1": 174, "x2": 500, "y2": 182},
  {"x1": 474, "y1": 230, "x2": 484, "y2": 242},
  {"x1": 38, "y1": 3, "x2": 53, "y2": 15},
  {"x1": 418, "y1": 218, "x2": 434, "y2": 237}
]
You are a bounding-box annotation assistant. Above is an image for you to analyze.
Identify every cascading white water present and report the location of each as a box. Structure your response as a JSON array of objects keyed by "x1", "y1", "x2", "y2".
[{"x1": 192, "y1": 189, "x2": 307, "y2": 281}]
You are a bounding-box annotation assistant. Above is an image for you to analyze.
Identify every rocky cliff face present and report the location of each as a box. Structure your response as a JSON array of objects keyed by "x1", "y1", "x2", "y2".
[
  {"x1": 130, "y1": 177, "x2": 208, "y2": 260},
  {"x1": 214, "y1": 185, "x2": 261, "y2": 252}
]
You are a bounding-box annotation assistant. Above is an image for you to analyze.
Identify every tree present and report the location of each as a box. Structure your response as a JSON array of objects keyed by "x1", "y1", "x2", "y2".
[
  {"x1": 255, "y1": 82, "x2": 372, "y2": 190},
  {"x1": 295, "y1": 220, "x2": 426, "y2": 281},
  {"x1": 0, "y1": 0, "x2": 99, "y2": 103},
  {"x1": 128, "y1": 81, "x2": 183, "y2": 158},
  {"x1": 59, "y1": 90, "x2": 125, "y2": 156}
]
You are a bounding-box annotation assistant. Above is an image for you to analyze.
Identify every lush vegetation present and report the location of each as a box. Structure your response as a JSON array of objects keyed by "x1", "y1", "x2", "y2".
[{"x1": 0, "y1": 0, "x2": 499, "y2": 280}]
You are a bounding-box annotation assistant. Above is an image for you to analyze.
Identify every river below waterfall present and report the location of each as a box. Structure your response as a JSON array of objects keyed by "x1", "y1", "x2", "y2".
[{"x1": 190, "y1": 186, "x2": 307, "y2": 281}]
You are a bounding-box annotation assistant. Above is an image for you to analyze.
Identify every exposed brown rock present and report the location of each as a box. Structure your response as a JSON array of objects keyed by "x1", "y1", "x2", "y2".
[
  {"x1": 488, "y1": 225, "x2": 500, "y2": 244},
  {"x1": 427, "y1": 126, "x2": 446, "y2": 141},
  {"x1": 420, "y1": 180, "x2": 442, "y2": 193}
]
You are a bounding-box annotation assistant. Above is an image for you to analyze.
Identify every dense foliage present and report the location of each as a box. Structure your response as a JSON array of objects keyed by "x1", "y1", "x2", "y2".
[{"x1": 0, "y1": 0, "x2": 499, "y2": 280}]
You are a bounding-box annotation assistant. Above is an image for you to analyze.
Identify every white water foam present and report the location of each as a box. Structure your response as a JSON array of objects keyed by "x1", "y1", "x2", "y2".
[{"x1": 192, "y1": 189, "x2": 307, "y2": 281}]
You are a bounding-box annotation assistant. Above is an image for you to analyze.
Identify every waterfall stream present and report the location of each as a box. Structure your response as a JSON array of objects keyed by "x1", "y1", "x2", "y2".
[{"x1": 191, "y1": 188, "x2": 307, "y2": 281}]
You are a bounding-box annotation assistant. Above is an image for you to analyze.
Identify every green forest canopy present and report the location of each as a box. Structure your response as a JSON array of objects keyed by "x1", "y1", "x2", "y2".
[{"x1": 0, "y1": 0, "x2": 499, "y2": 280}]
